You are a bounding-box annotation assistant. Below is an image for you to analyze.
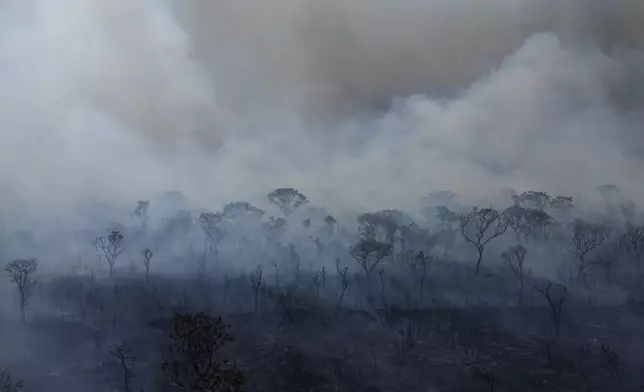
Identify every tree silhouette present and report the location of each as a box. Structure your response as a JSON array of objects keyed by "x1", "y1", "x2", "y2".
[
  {"x1": 94, "y1": 230, "x2": 124, "y2": 279},
  {"x1": 5, "y1": 259, "x2": 37, "y2": 322},
  {"x1": 501, "y1": 245, "x2": 528, "y2": 305},
  {"x1": 141, "y1": 248, "x2": 153, "y2": 284},
  {"x1": 458, "y1": 207, "x2": 508, "y2": 275},
  {"x1": 267, "y1": 188, "x2": 308, "y2": 216},
  {"x1": 198, "y1": 212, "x2": 226, "y2": 275},
  {"x1": 535, "y1": 283, "x2": 568, "y2": 339},
  {"x1": 350, "y1": 225, "x2": 392, "y2": 291},
  {"x1": 132, "y1": 200, "x2": 150, "y2": 233},
  {"x1": 110, "y1": 344, "x2": 134, "y2": 392},
  {"x1": 162, "y1": 312, "x2": 244, "y2": 392},
  {"x1": 620, "y1": 224, "x2": 644, "y2": 277},
  {"x1": 571, "y1": 219, "x2": 608, "y2": 282}
]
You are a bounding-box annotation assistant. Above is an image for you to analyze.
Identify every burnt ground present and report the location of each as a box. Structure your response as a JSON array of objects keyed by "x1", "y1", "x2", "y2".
[{"x1": 3, "y1": 260, "x2": 644, "y2": 392}]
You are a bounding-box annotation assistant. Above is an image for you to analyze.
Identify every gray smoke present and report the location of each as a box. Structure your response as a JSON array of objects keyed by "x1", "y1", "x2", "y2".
[{"x1": 1, "y1": 0, "x2": 644, "y2": 226}]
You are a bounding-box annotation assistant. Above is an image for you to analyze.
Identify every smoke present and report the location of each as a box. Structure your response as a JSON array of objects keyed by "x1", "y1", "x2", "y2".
[{"x1": 1, "y1": 0, "x2": 644, "y2": 226}]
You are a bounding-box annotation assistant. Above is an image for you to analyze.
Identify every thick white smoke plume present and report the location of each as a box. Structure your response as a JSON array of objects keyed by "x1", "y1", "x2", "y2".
[{"x1": 1, "y1": 0, "x2": 644, "y2": 226}]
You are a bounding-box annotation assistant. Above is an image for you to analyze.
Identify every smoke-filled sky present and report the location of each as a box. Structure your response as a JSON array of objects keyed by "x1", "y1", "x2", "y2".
[{"x1": 1, "y1": 0, "x2": 644, "y2": 226}]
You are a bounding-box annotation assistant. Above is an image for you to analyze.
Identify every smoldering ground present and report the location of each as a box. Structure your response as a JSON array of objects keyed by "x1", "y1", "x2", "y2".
[{"x1": 1, "y1": 0, "x2": 644, "y2": 225}]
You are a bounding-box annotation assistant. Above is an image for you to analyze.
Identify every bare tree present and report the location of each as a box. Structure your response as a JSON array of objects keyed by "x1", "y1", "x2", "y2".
[
  {"x1": 250, "y1": 265, "x2": 263, "y2": 313},
  {"x1": 320, "y1": 266, "x2": 327, "y2": 298},
  {"x1": 620, "y1": 224, "x2": 644, "y2": 277},
  {"x1": 312, "y1": 272, "x2": 321, "y2": 303},
  {"x1": 458, "y1": 207, "x2": 509, "y2": 275},
  {"x1": 5, "y1": 259, "x2": 37, "y2": 322},
  {"x1": 406, "y1": 251, "x2": 429, "y2": 307},
  {"x1": 501, "y1": 245, "x2": 528, "y2": 306},
  {"x1": 534, "y1": 283, "x2": 568, "y2": 339},
  {"x1": 110, "y1": 344, "x2": 134, "y2": 392},
  {"x1": 0, "y1": 368, "x2": 23, "y2": 391},
  {"x1": 398, "y1": 318, "x2": 422, "y2": 357},
  {"x1": 140, "y1": 248, "x2": 153, "y2": 284},
  {"x1": 94, "y1": 230, "x2": 124, "y2": 279},
  {"x1": 335, "y1": 266, "x2": 349, "y2": 314},
  {"x1": 601, "y1": 343, "x2": 622, "y2": 390},
  {"x1": 571, "y1": 219, "x2": 608, "y2": 282},
  {"x1": 267, "y1": 188, "x2": 308, "y2": 216}
]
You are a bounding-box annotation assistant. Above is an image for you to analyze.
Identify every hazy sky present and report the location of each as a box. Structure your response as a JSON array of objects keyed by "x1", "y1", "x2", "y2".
[{"x1": 1, "y1": 0, "x2": 644, "y2": 226}]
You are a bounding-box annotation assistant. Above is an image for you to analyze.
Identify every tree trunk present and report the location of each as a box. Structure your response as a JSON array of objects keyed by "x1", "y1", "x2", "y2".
[
  {"x1": 475, "y1": 248, "x2": 484, "y2": 275},
  {"x1": 19, "y1": 297, "x2": 25, "y2": 322},
  {"x1": 576, "y1": 256, "x2": 586, "y2": 282},
  {"x1": 254, "y1": 291, "x2": 259, "y2": 313}
]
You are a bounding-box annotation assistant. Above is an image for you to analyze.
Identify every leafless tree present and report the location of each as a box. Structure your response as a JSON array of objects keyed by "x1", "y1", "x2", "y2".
[
  {"x1": 5, "y1": 259, "x2": 37, "y2": 322},
  {"x1": 320, "y1": 266, "x2": 327, "y2": 298},
  {"x1": 601, "y1": 343, "x2": 622, "y2": 390},
  {"x1": 250, "y1": 265, "x2": 263, "y2": 313},
  {"x1": 534, "y1": 283, "x2": 568, "y2": 339},
  {"x1": 501, "y1": 245, "x2": 528, "y2": 306},
  {"x1": 406, "y1": 251, "x2": 429, "y2": 307},
  {"x1": 398, "y1": 318, "x2": 422, "y2": 357},
  {"x1": 140, "y1": 248, "x2": 153, "y2": 284},
  {"x1": 458, "y1": 207, "x2": 509, "y2": 275},
  {"x1": 620, "y1": 224, "x2": 644, "y2": 277},
  {"x1": 335, "y1": 266, "x2": 349, "y2": 314},
  {"x1": 94, "y1": 230, "x2": 124, "y2": 279},
  {"x1": 267, "y1": 188, "x2": 308, "y2": 216},
  {"x1": 312, "y1": 272, "x2": 321, "y2": 303},
  {"x1": 110, "y1": 344, "x2": 134, "y2": 392},
  {"x1": 571, "y1": 219, "x2": 609, "y2": 282}
]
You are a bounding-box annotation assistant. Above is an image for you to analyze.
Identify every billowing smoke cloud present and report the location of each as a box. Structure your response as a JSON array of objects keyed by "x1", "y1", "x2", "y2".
[{"x1": 1, "y1": 0, "x2": 644, "y2": 227}]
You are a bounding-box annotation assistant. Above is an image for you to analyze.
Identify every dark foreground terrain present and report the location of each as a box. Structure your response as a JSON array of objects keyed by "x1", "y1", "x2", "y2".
[{"x1": 2, "y1": 260, "x2": 644, "y2": 392}]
